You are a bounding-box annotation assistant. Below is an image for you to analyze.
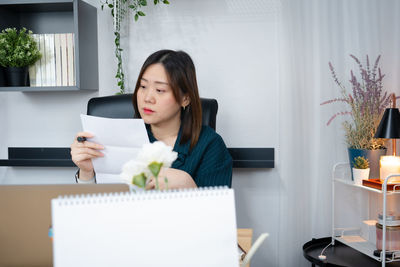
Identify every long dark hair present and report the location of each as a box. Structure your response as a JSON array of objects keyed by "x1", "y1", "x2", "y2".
[{"x1": 132, "y1": 50, "x2": 202, "y2": 149}]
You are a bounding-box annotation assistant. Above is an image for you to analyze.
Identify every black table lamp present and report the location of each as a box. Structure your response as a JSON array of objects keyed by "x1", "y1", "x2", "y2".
[
  {"x1": 374, "y1": 94, "x2": 400, "y2": 156},
  {"x1": 374, "y1": 94, "x2": 400, "y2": 183}
]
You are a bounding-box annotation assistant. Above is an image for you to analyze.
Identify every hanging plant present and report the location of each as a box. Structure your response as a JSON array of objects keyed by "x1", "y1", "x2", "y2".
[{"x1": 101, "y1": 0, "x2": 170, "y2": 94}]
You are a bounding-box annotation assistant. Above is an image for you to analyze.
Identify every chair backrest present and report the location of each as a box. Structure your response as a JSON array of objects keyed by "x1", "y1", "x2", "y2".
[{"x1": 87, "y1": 94, "x2": 218, "y2": 130}]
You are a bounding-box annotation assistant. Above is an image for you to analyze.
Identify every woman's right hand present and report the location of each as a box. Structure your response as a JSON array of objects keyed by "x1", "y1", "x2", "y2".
[{"x1": 70, "y1": 132, "x2": 104, "y2": 180}]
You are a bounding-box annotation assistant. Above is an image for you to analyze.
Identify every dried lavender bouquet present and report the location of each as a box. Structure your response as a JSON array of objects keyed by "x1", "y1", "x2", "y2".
[{"x1": 322, "y1": 55, "x2": 392, "y2": 150}]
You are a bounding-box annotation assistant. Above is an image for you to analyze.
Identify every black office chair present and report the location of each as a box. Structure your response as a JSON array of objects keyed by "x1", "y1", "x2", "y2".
[{"x1": 87, "y1": 94, "x2": 218, "y2": 130}]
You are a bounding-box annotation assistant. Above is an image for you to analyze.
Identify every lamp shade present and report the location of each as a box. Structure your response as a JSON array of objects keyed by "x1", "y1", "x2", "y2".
[{"x1": 374, "y1": 108, "x2": 400, "y2": 138}]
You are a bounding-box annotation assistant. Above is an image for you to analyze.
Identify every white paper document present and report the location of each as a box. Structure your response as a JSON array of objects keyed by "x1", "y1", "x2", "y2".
[{"x1": 80, "y1": 114, "x2": 149, "y2": 183}]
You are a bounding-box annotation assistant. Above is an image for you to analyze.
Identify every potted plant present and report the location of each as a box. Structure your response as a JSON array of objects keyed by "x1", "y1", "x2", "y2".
[
  {"x1": 322, "y1": 55, "x2": 392, "y2": 179},
  {"x1": 352, "y1": 156, "x2": 370, "y2": 185},
  {"x1": 0, "y1": 27, "x2": 41, "y2": 86}
]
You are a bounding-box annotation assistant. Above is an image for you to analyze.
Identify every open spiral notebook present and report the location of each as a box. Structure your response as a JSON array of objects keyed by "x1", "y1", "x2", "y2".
[{"x1": 51, "y1": 187, "x2": 238, "y2": 267}]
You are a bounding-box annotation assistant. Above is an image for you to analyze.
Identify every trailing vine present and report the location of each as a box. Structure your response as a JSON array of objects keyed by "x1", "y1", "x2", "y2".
[
  {"x1": 114, "y1": 31, "x2": 124, "y2": 93},
  {"x1": 101, "y1": 0, "x2": 170, "y2": 94}
]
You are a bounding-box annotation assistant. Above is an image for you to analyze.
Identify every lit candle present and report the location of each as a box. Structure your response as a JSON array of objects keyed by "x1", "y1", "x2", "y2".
[{"x1": 379, "y1": 156, "x2": 400, "y2": 183}]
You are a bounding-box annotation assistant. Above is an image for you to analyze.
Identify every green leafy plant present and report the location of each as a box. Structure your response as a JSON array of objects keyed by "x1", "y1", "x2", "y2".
[
  {"x1": 321, "y1": 55, "x2": 392, "y2": 150},
  {"x1": 352, "y1": 156, "x2": 369, "y2": 169},
  {"x1": 0, "y1": 27, "x2": 41, "y2": 67},
  {"x1": 100, "y1": 0, "x2": 170, "y2": 94}
]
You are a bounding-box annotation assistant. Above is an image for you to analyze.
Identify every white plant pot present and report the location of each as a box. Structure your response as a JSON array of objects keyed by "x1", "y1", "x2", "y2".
[{"x1": 352, "y1": 168, "x2": 370, "y2": 186}]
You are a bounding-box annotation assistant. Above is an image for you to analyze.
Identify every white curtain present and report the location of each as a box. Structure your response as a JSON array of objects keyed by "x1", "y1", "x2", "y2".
[{"x1": 278, "y1": 0, "x2": 400, "y2": 266}]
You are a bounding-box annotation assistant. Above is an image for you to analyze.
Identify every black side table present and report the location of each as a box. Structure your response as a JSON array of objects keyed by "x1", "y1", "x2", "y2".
[{"x1": 303, "y1": 237, "x2": 400, "y2": 267}]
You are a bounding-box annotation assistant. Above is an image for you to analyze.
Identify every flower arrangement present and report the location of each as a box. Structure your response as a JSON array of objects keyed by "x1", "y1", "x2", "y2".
[
  {"x1": 321, "y1": 55, "x2": 392, "y2": 150},
  {"x1": 0, "y1": 27, "x2": 41, "y2": 67},
  {"x1": 352, "y1": 156, "x2": 369, "y2": 169},
  {"x1": 120, "y1": 141, "x2": 177, "y2": 190}
]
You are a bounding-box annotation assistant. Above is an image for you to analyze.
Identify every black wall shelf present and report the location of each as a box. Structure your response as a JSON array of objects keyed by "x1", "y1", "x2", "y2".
[
  {"x1": 0, "y1": 147, "x2": 75, "y2": 167},
  {"x1": 229, "y1": 148, "x2": 274, "y2": 168},
  {"x1": 0, "y1": 147, "x2": 275, "y2": 169}
]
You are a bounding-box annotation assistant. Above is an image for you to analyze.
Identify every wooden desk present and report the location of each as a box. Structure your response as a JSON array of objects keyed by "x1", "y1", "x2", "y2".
[{"x1": 238, "y1": 228, "x2": 253, "y2": 267}]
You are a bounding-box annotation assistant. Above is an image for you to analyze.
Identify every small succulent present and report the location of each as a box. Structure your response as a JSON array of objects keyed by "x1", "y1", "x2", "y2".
[{"x1": 353, "y1": 156, "x2": 369, "y2": 169}]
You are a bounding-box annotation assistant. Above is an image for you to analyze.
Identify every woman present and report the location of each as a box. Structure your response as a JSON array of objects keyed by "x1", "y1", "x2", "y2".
[{"x1": 71, "y1": 50, "x2": 232, "y2": 189}]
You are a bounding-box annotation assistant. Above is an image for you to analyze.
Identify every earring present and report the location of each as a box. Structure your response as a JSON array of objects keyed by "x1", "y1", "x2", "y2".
[{"x1": 183, "y1": 105, "x2": 186, "y2": 111}]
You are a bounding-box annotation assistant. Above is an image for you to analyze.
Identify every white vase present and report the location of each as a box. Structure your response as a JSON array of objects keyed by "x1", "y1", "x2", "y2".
[{"x1": 352, "y1": 168, "x2": 370, "y2": 186}]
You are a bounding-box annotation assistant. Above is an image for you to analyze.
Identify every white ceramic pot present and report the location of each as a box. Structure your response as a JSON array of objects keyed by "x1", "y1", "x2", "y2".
[{"x1": 352, "y1": 168, "x2": 370, "y2": 186}]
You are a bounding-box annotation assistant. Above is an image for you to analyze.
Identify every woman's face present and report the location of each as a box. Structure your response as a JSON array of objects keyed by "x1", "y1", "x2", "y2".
[{"x1": 137, "y1": 63, "x2": 185, "y2": 128}]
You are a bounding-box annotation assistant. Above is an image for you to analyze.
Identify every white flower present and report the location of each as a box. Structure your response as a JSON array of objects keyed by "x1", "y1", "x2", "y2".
[
  {"x1": 137, "y1": 141, "x2": 178, "y2": 168},
  {"x1": 120, "y1": 159, "x2": 149, "y2": 184},
  {"x1": 119, "y1": 141, "x2": 177, "y2": 188}
]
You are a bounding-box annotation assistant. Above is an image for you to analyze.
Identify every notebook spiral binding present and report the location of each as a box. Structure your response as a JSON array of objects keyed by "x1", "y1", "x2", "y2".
[{"x1": 54, "y1": 186, "x2": 231, "y2": 206}]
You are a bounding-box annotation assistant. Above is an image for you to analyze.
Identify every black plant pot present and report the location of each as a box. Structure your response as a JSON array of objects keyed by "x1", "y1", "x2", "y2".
[
  {"x1": 5, "y1": 66, "x2": 29, "y2": 86},
  {"x1": 0, "y1": 66, "x2": 5, "y2": 86}
]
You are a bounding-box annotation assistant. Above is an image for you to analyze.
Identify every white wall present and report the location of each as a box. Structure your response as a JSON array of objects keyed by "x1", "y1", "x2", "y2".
[
  {"x1": 125, "y1": 2, "x2": 281, "y2": 265},
  {"x1": 0, "y1": 0, "x2": 282, "y2": 266}
]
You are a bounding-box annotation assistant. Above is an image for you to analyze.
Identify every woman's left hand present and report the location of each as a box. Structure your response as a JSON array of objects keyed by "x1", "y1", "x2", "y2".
[{"x1": 145, "y1": 168, "x2": 197, "y2": 190}]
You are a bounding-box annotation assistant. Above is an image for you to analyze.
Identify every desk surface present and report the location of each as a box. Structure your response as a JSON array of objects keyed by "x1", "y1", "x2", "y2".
[
  {"x1": 237, "y1": 228, "x2": 253, "y2": 267},
  {"x1": 303, "y1": 237, "x2": 400, "y2": 267}
]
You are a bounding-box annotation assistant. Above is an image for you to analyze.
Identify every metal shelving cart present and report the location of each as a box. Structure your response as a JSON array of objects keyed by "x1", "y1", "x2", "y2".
[{"x1": 331, "y1": 162, "x2": 400, "y2": 266}]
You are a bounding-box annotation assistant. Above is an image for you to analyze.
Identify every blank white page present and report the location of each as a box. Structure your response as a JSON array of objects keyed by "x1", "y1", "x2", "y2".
[{"x1": 52, "y1": 187, "x2": 238, "y2": 267}]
